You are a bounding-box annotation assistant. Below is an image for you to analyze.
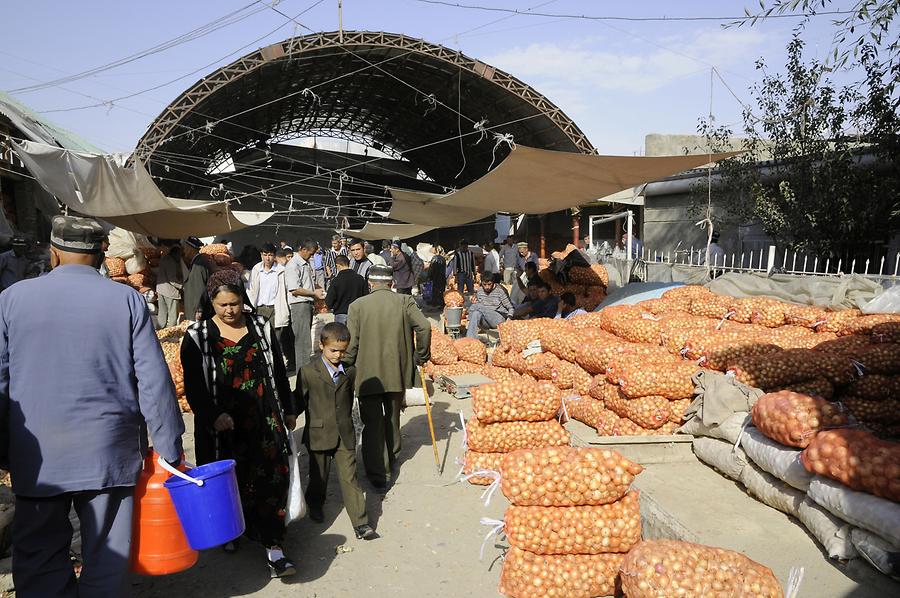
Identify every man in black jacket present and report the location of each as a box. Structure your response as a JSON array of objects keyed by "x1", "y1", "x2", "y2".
[{"x1": 325, "y1": 255, "x2": 367, "y2": 325}]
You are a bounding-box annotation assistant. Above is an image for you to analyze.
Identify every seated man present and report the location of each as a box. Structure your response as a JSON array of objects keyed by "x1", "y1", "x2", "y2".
[
  {"x1": 512, "y1": 279, "x2": 542, "y2": 319},
  {"x1": 555, "y1": 291, "x2": 587, "y2": 320},
  {"x1": 466, "y1": 273, "x2": 513, "y2": 338},
  {"x1": 527, "y1": 281, "x2": 559, "y2": 319}
]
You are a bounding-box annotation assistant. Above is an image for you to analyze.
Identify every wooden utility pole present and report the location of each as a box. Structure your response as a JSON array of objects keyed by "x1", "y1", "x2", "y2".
[
  {"x1": 572, "y1": 214, "x2": 580, "y2": 246},
  {"x1": 539, "y1": 215, "x2": 546, "y2": 258}
]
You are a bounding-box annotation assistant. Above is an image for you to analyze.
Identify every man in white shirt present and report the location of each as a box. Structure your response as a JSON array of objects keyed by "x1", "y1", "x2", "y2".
[
  {"x1": 249, "y1": 243, "x2": 291, "y2": 368},
  {"x1": 482, "y1": 241, "x2": 500, "y2": 281},
  {"x1": 500, "y1": 237, "x2": 518, "y2": 286},
  {"x1": 285, "y1": 239, "x2": 325, "y2": 370}
]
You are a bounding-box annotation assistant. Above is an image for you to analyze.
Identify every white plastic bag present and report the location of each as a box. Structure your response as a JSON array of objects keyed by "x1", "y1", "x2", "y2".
[
  {"x1": 740, "y1": 427, "x2": 813, "y2": 492},
  {"x1": 796, "y1": 497, "x2": 857, "y2": 560},
  {"x1": 739, "y1": 461, "x2": 803, "y2": 516},
  {"x1": 861, "y1": 285, "x2": 900, "y2": 314},
  {"x1": 807, "y1": 476, "x2": 900, "y2": 541},
  {"x1": 850, "y1": 528, "x2": 900, "y2": 577},
  {"x1": 286, "y1": 431, "x2": 307, "y2": 523},
  {"x1": 692, "y1": 437, "x2": 747, "y2": 481}
]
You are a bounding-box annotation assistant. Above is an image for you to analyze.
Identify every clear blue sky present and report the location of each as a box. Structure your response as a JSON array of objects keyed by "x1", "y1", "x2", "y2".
[{"x1": 0, "y1": 0, "x2": 865, "y2": 155}]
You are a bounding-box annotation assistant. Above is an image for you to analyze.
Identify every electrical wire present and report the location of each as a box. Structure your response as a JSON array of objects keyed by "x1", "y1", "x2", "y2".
[
  {"x1": 10, "y1": 1, "x2": 269, "y2": 93},
  {"x1": 411, "y1": 1, "x2": 856, "y2": 23}
]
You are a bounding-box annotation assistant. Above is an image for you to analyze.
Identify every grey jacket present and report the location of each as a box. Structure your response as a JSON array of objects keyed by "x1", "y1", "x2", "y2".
[{"x1": 0, "y1": 265, "x2": 184, "y2": 497}]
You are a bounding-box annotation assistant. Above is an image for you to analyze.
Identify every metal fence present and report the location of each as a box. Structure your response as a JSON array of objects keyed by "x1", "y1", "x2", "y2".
[{"x1": 630, "y1": 244, "x2": 900, "y2": 283}]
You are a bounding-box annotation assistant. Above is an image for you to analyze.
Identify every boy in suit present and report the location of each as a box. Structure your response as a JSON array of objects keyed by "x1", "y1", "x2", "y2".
[{"x1": 296, "y1": 322, "x2": 376, "y2": 540}]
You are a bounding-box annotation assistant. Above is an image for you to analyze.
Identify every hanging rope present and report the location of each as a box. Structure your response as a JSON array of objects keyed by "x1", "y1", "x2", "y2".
[
  {"x1": 454, "y1": 69, "x2": 467, "y2": 179},
  {"x1": 487, "y1": 132, "x2": 515, "y2": 171}
]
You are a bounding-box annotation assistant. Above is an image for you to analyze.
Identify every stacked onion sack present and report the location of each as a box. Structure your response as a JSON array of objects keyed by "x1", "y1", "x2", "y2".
[
  {"x1": 423, "y1": 328, "x2": 487, "y2": 378},
  {"x1": 462, "y1": 377, "x2": 570, "y2": 486},
  {"x1": 157, "y1": 323, "x2": 191, "y2": 413},
  {"x1": 489, "y1": 446, "x2": 643, "y2": 598},
  {"x1": 539, "y1": 247, "x2": 609, "y2": 311},
  {"x1": 106, "y1": 246, "x2": 158, "y2": 293}
]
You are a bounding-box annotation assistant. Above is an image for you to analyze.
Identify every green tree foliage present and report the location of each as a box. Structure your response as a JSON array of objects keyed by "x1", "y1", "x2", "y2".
[{"x1": 695, "y1": 36, "x2": 899, "y2": 257}]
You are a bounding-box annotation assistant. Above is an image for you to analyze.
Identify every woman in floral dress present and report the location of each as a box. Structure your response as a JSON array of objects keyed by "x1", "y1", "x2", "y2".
[{"x1": 181, "y1": 269, "x2": 298, "y2": 577}]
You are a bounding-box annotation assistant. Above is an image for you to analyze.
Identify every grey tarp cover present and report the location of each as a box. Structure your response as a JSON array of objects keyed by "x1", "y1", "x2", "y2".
[
  {"x1": 388, "y1": 145, "x2": 743, "y2": 226},
  {"x1": 706, "y1": 272, "x2": 883, "y2": 309},
  {"x1": 682, "y1": 370, "x2": 762, "y2": 427},
  {"x1": 339, "y1": 222, "x2": 435, "y2": 241},
  {"x1": 11, "y1": 140, "x2": 273, "y2": 238}
]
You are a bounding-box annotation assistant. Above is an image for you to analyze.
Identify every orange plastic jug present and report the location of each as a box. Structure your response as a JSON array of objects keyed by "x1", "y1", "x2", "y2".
[{"x1": 130, "y1": 450, "x2": 199, "y2": 575}]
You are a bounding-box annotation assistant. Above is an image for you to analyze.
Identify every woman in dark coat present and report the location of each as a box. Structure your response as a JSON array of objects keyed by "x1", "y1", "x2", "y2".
[
  {"x1": 427, "y1": 245, "x2": 447, "y2": 307},
  {"x1": 181, "y1": 269, "x2": 298, "y2": 577}
]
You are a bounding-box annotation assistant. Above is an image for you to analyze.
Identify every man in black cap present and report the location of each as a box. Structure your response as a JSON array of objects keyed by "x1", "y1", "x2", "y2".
[
  {"x1": 0, "y1": 215, "x2": 184, "y2": 597},
  {"x1": 0, "y1": 237, "x2": 29, "y2": 292},
  {"x1": 181, "y1": 236, "x2": 210, "y2": 321},
  {"x1": 343, "y1": 265, "x2": 430, "y2": 488}
]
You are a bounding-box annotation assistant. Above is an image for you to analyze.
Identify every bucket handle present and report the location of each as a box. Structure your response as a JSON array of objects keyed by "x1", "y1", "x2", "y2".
[{"x1": 157, "y1": 455, "x2": 205, "y2": 487}]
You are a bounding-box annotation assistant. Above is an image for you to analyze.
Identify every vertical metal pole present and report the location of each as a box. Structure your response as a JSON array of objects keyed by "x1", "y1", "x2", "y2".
[
  {"x1": 626, "y1": 210, "x2": 633, "y2": 261},
  {"x1": 338, "y1": 0, "x2": 344, "y2": 43},
  {"x1": 766, "y1": 245, "x2": 776, "y2": 274},
  {"x1": 588, "y1": 216, "x2": 595, "y2": 251}
]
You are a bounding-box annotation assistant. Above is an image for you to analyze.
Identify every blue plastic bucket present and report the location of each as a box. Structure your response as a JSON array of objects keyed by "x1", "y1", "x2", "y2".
[{"x1": 163, "y1": 459, "x2": 245, "y2": 550}]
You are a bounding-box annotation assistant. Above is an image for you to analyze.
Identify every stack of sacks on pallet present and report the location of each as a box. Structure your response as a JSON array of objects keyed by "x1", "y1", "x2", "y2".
[
  {"x1": 490, "y1": 447, "x2": 642, "y2": 598},
  {"x1": 470, "y1": 283, "x2": 900, "y2": 441},
  {"x1": 690, "y1": 382, "x2": 900, "y2": 576},
  {"x1": 424, "y1": 328, "x2": 486, "y2": 377},
  {"x1": 462, "y1": 377, "x2": 570, "y2": 485}
]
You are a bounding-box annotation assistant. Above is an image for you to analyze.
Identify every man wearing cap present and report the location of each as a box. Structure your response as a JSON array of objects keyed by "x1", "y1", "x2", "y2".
[
  {"x1": 285, "y1": 239, "x2": 325, "y2": 370},
  {"x1": 344, "y1": 265, "x2": 430, "y2": 488},
  {"x1": 0, "y1": 237, "x2": 29, "y2": 293},
  {"x1": 0, "y1": 215, "x2": 184, "y2": 596},
  {"x1": 181, "y1": 236, "x2": 211, "y2": 321}
]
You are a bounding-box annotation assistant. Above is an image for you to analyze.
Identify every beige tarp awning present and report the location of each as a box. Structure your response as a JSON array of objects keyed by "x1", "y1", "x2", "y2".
[
  {"x1": 11, "y1": 140, "x2": 274, "y2": 237},
  {"x1": 389, "y1": 145, "x2": 742, "y2": 225},
  {"x1": 340, "y1": 222, "x2": 436, "y2": 241}
]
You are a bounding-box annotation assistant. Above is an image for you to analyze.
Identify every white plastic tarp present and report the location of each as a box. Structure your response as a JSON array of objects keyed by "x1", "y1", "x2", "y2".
[
  {"x1": 339, "y1": 222, "x2": 435, "y2": 241},
  {"x1": 388, "y1": 145, "x2": 742, "y2": 226},
  {"x1": 11, "y1": 140, "x2": 274, "y2": 238}
]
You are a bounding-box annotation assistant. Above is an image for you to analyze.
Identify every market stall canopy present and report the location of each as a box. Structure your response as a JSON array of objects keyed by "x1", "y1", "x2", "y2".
[
  {"x1": 388, "y1": 145, "x2": 742, "y2": 225},
  {"x1": 340, "y1": 222, "x2": 436, "y2": 241},
  {"x1": 11, "y1": 140, "x2": 274, "y2": 238}
]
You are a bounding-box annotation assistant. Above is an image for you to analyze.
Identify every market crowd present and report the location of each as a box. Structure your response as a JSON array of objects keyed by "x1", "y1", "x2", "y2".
[{"x1": 0, "y1": 221, "x2": 597, "y2": 596}]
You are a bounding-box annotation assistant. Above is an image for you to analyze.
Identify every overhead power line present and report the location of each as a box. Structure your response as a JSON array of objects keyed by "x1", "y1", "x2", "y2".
[
  {"x1": 9, "y1": 1, "x2": 268, "y2": 94},
  {"x1": 412, "y1": 0, "x2": 855, "y2": 22}
]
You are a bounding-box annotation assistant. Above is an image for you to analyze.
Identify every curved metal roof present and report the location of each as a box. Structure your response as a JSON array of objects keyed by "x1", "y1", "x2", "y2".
[{"x1": 135, "y1": 30, "x2": 595, "y2": 198}]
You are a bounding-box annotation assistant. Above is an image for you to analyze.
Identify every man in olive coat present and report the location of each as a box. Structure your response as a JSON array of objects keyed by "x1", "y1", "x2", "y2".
[{"x1": 344, "y1": 266, "x2": 431, "y2": 487}]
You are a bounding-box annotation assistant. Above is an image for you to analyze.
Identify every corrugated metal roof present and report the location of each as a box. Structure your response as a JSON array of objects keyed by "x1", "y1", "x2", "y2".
[{"x1": 0, "y1": 90, "x2": 103, "y2": 153}]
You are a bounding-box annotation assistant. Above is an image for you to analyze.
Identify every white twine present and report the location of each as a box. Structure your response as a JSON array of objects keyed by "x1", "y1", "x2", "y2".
[
  {"x1": 301, "y1": 88, "x2": 320, "y2": 105},
  {"x1": 472, "y1": 119, "x2": 489, "y2": 143},
  {"x1": 488, "y1": 133, "x2": 515, "y2": 171},
  {"x1": 641, "y1": 312, "x2": 661, "y2": 321},
  {"x1": 210, "y1": 182, "x2": 224, "y2": 198},
  {"x1": 716, "y1": 310, "x2": 735, "y2": 330},
  {"x1": 458, "y1": 469, "x2": 502, "y2": 506},
  {"x1": 558, "y1": 396, "x2": 571, "y2": 424},
  {"x1": 459, "y1": 412, "x2": 467, "y2": 452},
  {"x1": 785, "y1": 566, "x2": 805, "y2": 598},
  {"x1": 479, "y1": 517, "x2": 506, "y2": 561},
  {"x1": 204, "y1": 120, "x2": 216, "y2": 134},
  {"x1": 733, "y1": 414, "x2": 752, "y2": 451},
  {"x1": 420, "y1": 93, "x2": 437, "y2": 116},
  {"x1": 850, "y1": 359, "x2": 866, "y2": 377}
]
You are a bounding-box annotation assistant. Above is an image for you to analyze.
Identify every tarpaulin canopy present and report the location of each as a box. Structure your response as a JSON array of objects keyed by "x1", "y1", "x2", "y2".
[
  {"x1": 389, "y1": 145, "x2": 742, "y2": 225},
  {"x1": 11, "y1": 140, "x2": 274, "y2": 238},
  {"x1": 340, "y1": 222, "x2": 436, "y2": 241}
]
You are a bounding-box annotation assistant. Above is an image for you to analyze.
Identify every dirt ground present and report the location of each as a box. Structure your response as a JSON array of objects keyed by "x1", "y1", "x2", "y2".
[{"x1": 131, "y1": 387, "x2": 511, "y2": 598}]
